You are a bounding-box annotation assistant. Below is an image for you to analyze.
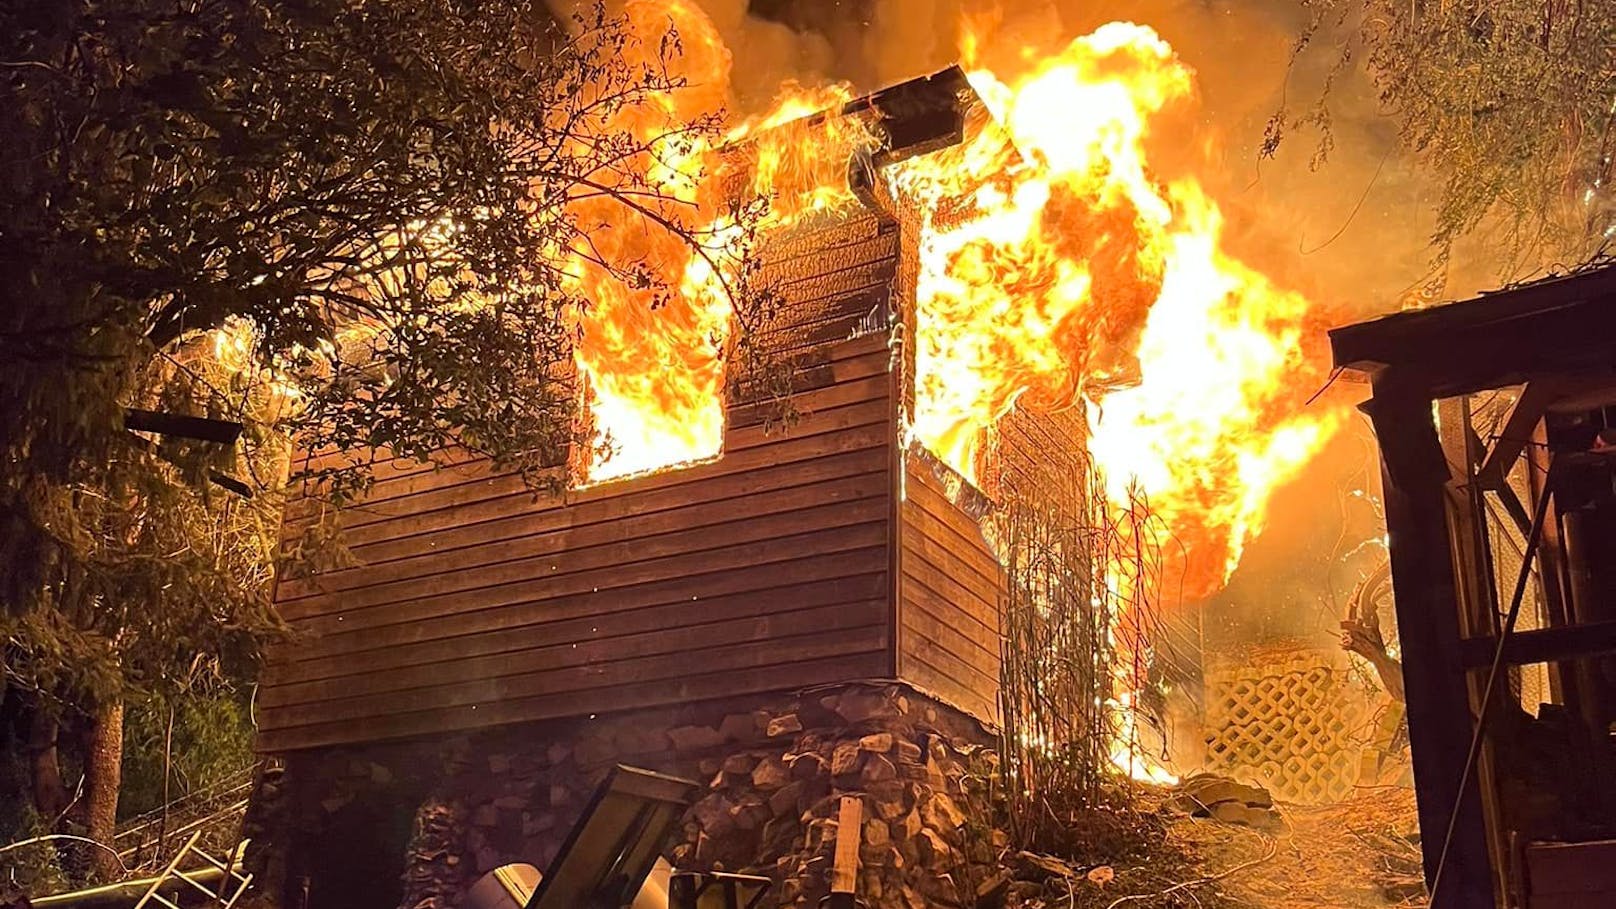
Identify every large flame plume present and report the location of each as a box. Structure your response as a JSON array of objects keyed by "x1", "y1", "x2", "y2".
[
  {"x1": 570, "y1": 4, "x2": 1342, "y2": 588},
  {"x1": 562, "y1": 4, "x2": 1347, "y2": 778},
  {"x1": 885, "y1": 24, "x2": 1346, "y2": 782},
  {"x1": 549, "y1": 1, "x2": 1357, "y2": 779},
  {"x1": 892, "y1": 22, "x2": 1344, "y2": 598}
]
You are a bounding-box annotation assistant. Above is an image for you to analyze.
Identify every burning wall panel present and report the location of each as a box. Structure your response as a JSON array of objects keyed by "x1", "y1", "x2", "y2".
[
  {"x1": 260, "y1": 208, "x2": 910, "y2": 752},
  {"x1": 897, "y1": 451, "x2": 1005, "y2": 724},
  {"x1": 260, "y1": 79, "x2": 1104, "y2": 754}
]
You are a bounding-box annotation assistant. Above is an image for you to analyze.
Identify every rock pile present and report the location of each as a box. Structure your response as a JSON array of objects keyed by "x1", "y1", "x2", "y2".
[
  {"x1": 675, "y1": 686, "x2": 1004, "y2": 908},
  {"x1": 1169, "y1": 775, "x2": 1281, "y2": 830},
  {"x1": 244, "y1": 683, "x2": 1005, "y2": 909}
]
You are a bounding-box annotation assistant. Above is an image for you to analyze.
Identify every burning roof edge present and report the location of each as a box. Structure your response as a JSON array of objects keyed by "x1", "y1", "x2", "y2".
[
  {"x1": 735, "y1": 65, "x2": 980, "y2": 165},
  {"x1": 847, "y1": 65, "x2": 976, "y2": 166},
  {"x1": 1329, "y1": 260, "x2": 1616, "y2": 398}
]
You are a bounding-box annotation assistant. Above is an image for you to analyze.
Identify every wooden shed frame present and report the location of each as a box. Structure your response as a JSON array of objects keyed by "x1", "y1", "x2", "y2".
[{"x1": 1331, "y1": 264, "x2": 1616, "y2": 908}]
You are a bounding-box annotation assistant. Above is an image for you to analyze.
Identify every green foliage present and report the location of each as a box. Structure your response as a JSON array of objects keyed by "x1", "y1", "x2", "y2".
[
  {"x1": 1268, "y1": 0, "x2": 1616, "y2": 276},
  {"x1": 1, "y1": 0, "x2": 750, "y2": 703},
  {"x1": 0, "y1": 806, "x2": 73, "y2": 900},
  {"x1": 119, "y1": 671, "x2": 255, "y2": 821},
  {"x1": 0, "y1": 0, "x2": 763, "y2": 859}
]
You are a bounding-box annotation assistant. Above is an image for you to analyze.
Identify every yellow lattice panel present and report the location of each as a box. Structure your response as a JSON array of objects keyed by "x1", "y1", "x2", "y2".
[{"x1": 1203, "y1": 646, "x2": 1377, "y2": 805}]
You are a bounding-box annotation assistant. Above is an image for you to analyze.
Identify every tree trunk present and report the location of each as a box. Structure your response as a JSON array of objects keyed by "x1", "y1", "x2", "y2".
[
  {"x1": 26, "y1": 705, "x2": 70, "y2": 824},
  {"x1": 82, "y1": 698, "x2": 125, "y2": 881}
]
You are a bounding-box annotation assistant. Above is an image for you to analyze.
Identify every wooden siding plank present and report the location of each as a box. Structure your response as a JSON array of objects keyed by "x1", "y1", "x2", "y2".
[
  {"x1": 289, "y1": 334, "x2": 894, "y2": 479},
  {"x1": 901, "y1": 595, "x2": 999, "y2": 679},
  {"x1": 903, "y1": 504, "x2": 1001, "y2": 590},
  {"x1": 283, "y1": 395, "x2": 892, "y2": 536},
  {"x1": 899, "y1": 524, "x2": 1002, "y2": 610},
  {"x1": 284, "y1": 416, "x2": 889, "y2": 576},
  {"x1": 273, "y1": 546, "x2": 889, "y2": 665},
  {"x1": 282, "y1": 485, "x2": 887, "y2": 618},
  {"x1": 286, "y1": 513, "x2": 889, "y2": 642},
  {"x1": 902, "y1": 638, "x2": 996, "y2": 709},
  {"x1": 901, "y1": 486, "x2": 1001, "y2": 573},
  {"x1": 895, "y1": 451, "x2": 1005, "y2": 728},
  {"x1": 341, "y1": 445, "x2": 885, "y2": 566},
  {"x1": 899, "y1": 565, "x2": 998, "y2": 641},
  {"x1": 265, "y1": 571, "x2": 889, "y2": 685},
  {"x1": 256, "y1": 651, "x2": 890, "y2": 752},
  {"x1": 902, "y1": 649, "x2": 997, "y2": 722},
  {"x1": 761, "y1": 228, "x2": 896, "y2": 283},
  {"x1": 903, "y1": 466, "x2": 1001, "y2": 558},
  {"x1": 282, "y1": 367, "x2": 893, "y2": 526},
  {"x1": 287, "y1": 517, "x2": 888, "y2": 639},
  {"x1": 728, "y1": 374, "x2": 892, "y2": 430},
  {"x1": 900, "y1": 551, "x2": 998, "y2": 638},
  {"x1": 263, "y1": 596, "x2": 888, "y2": 710},
  {"x1": 279, "y1": 458, "x2": 888, "y2": 600},
  {"x1": 767, "y1": 261, "x2": 895, "y2": 312},
  {"x1": 259, "y1": 623, "x2": 890, "y2": 731},
  {"x1": 756, "y1": 209, "x2": 893, "y2": 260}
]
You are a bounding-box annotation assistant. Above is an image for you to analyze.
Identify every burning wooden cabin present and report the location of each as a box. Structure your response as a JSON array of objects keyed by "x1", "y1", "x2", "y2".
[
  {"x1": 257, "y1": 68, "x2": 1006, "y2": 754},
  {"x1": 244, "y1": 70, "x2": 1099, "y2": 909}
]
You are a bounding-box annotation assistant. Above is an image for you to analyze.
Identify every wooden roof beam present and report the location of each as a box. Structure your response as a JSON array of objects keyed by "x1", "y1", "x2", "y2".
[{"x1": 1475, "y1": 381, "x2": 1557, "y2": 489}]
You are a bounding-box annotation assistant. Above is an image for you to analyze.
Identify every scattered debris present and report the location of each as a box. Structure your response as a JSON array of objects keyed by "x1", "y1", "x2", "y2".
[{"x1": 1171, "y1": 775, "x2": 1282, "y2": 831}]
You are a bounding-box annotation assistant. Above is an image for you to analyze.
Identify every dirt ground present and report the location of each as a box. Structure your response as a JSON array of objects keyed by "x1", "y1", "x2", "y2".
[{"x1": 1167, "y1": 785, "x2": 1427, "y2": 909}]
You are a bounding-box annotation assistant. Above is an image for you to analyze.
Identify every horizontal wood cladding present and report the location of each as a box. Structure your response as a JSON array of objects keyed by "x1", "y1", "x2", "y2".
[
  {"x1": 896, "y1": 452, "x2": 1004, "y2": 725},
  {"x1": 259, "y1": 205, "x2": 1022, "y2": 749},
  {"x1": 261, "y1": 652, "x2": 886, "y2": 753},
  {"x1": 749, "y1": 211, "x2": 898, "y2": 358},
  {"x1": 261, "y1": 343, "x2": 899, "y2": 753}
]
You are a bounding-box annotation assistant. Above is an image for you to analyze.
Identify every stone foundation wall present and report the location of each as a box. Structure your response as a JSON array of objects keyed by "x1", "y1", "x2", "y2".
[{"x1": 244, "y1": 683, "x2": 1002, "y2": 909}]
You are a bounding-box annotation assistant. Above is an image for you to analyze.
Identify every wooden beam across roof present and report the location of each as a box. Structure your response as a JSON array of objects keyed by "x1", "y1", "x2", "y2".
[{"x1": 1330, "y1": 264, "x2": 1616, "y2": 399}]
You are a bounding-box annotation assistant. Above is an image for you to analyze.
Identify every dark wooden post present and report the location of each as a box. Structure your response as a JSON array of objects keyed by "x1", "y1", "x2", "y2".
[{"x1": 1364, "y1": 388, "x2": 1494, "y2": 907}]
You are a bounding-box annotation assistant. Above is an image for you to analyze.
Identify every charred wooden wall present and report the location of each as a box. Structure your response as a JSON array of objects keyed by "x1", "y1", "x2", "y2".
[
  {"x1": 259, "y1": 212, "x2": 903, "y2": 752},
  {"x1": 896, "y1": 452, "x2": 1004, "y2": 723}
]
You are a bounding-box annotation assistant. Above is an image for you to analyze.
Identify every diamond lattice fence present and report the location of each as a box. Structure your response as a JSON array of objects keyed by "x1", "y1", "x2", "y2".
[{"x1": 1203, "y1": 647, "x2": 1380, "y2": 804}]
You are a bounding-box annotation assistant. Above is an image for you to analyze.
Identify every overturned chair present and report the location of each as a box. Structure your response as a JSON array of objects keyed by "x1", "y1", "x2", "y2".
[{"x1": 466, "y1": 765, "x2": 768, "y2": 909}]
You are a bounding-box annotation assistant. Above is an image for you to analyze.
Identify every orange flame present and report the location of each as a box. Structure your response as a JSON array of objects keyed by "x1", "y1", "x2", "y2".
[
  {"x1": 559, "y1": 1, "x2": 732, "y2": 481},
  {"x1": 562, "y1": 9, "x2": 1346, "y2": 778},
  {"x1": 882, "y1": 23, "x2": 1344, "y2": 782},
  {"x1": 560, "y1": 1, "x2": 870, "y2": 481},
  {"x1": 566, "y1": 8, "x2": 1344, "y2": 593},
  {"x1": 892, "y1": 22, "x2": 1343, "y2": 598}
]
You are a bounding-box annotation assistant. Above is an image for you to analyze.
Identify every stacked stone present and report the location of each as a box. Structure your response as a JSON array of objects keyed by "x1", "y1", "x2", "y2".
[
  {"x1": 399, "y1": 797, "x2": 469, "y2": 909},
  {"x1": 672, "y1": 685, "x2": 1005, "y2": 909},
  {"x1": 239, "y1": 760, "x2": 291, "y2": 909},
  {"x1": 248, "y1": 683, "x2": 1005, "y2": 909}
]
